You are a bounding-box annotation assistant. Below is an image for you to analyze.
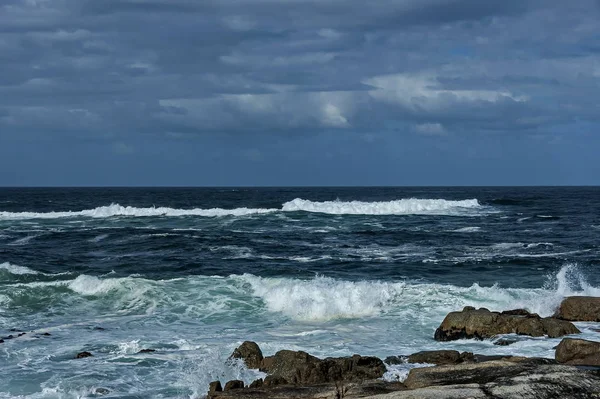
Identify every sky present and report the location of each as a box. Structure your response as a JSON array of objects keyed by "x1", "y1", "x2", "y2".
[{"x1": 1, "y1": 0, "x2": 599, "y2": 186}]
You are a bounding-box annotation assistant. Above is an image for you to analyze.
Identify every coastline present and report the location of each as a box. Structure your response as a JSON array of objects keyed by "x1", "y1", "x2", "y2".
[{"x1": 204, "y1": 296, "x2": 600, "y2": 399}]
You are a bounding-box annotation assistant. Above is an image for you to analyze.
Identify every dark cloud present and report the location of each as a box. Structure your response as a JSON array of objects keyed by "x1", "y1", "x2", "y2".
[{"x1": 0, "y1": 0, "x2": 599, "y2": 142}]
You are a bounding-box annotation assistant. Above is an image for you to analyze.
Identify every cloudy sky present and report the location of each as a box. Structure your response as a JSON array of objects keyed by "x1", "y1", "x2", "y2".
[{"x1": 1, "y1": 0, "x2": 599, "y2": 186}]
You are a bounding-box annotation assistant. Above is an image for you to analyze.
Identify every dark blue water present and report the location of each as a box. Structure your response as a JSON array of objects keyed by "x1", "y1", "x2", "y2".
[
  {"x1": 1, "y1": 187, "x2": 599, "y2": 398},
  {"x1": 1, "y1": 187, "x2": 599, "y2": 285}
]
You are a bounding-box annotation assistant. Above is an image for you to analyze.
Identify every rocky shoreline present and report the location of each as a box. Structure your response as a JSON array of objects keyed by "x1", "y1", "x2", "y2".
[{"x1": 206, "y1": 296, "x2": 600, "y2": 399}]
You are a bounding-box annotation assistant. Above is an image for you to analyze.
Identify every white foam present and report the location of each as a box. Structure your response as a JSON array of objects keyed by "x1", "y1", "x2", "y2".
[
  {"x1": 282, "y1": 198, "x2": 481, "y2": 215},
  {"x1": 0, "y1": 203, "x2": 278, "y2": 220},
  {"x1": 452, "y1": 226, "x2": 482, "y2": 232},
  {"x1": 229, "y1": 264, "x2": 600, "y2": 322},
  {"x1": 236, "y1": 274, "x2": 399, "y2": 321},
  {"x1": 0, "y1": 198, "x2": 485, "y2": 220},
  {"x1": 0, "y1": 262, "x2": 40, "y2": 275}
]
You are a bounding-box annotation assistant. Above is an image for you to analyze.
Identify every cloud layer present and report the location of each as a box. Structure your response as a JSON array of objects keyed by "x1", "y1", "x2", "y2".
[{"x1": 1, "y1": 0, "x2": 599, "y2": 185}]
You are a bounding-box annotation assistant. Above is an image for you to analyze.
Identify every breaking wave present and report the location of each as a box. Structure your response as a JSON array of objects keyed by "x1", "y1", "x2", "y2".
[
  {"x1": 1, "y1": 263, "x2": 596, "y2": 322},
  {"x1": 0, "y1": 198, "x2": 483, "y2": 220}
]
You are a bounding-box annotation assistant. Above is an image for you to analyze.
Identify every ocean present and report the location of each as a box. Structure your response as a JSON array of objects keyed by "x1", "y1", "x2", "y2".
[{"x1": 1, "y1": 186, "x2": 599, "y2": 398}]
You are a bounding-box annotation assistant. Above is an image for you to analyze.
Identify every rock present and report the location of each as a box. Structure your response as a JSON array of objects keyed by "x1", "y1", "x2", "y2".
[
  {"x1": 263, "y1": 375, "x2": 288, "y2": 387},
  {"x1": 75, "y1": 351, "x2": 93, "y2": 359},
  {"x1": 230, "y1": 341, "x2": 264, "y2": 369},
  {"x1": 556, "y1": 296, "x2": 600, "y2": 322},
  {"x1": 493, "y1": 338, "x2": 518, "y2": 346},
  {"x1": 266, "y1": 350, "x2": 381, "y2": 384},
  {"x1": 41, "y1": 332, "x2": 51, "y2": 336},
  {"x1": 434, "y1": 307, "x2": 580, "y2": 341},
  {"x1": 0, "y1": 339, "x2": 4, "y2": 344},
  {"x1": 248, "y1": 379, "x2": 264, "y2": 388},
  {"x1": 401, "y1": 360, "x2": 600, "y2": 399},
  {"x1": 555, "y1": 338, "x2": 600, "y2": 365},
  {"x1": 138, "y1": 349, "x2": 156, "y2": 353},
  {"x1": 501, "y1": 309, "x2": 532, "y2": 316},
  {"x1": 224, "y1": 380, "x2": 244, "y2": 391},
  {"x1": 209, "y1": 381, "x2": 223, "y2": 393},
  {"x1": 384, "y1": 356, "x2": 406, "y2": 365},
  {"x1": 407, "y1": 350, "x2": 474, "y2": 365},
  {"x1": 94, "y1": 388, "x2": 110, "y2": 395},
  {"x1": 18, "y1": 332, "x2": 26, "y2": 337}
]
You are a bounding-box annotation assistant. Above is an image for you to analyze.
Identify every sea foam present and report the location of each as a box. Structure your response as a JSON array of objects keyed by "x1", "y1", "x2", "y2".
[
  {"x1": 282, "y1": 198, "x2": 481, "y2": 215},
  {"x1": 0, "y1": 198, "x2": 483, "y2": 220}
]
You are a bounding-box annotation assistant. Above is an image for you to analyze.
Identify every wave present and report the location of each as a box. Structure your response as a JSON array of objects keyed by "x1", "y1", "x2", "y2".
[
  {"x1": 1, "y1": 263, "x2": 596, "y2": 323},
  {"x1": 0, "y1": 262, "x2": 40, "y2": 275},
  {"x1": 0, "y1": 203, "x2": 278, "y2": 220},
  {"x1": 281, "y1": 198, "x2": 481, "y2": 215},
  {"x1": 0, "y1": 198, "x2": 484, "y2": 220}
]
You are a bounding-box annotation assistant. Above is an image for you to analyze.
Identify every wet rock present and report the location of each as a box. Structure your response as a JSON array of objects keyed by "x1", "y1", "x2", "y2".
[
  {"x1": 248, "y1": 379, "x2": 264, "y2": 388},
  {"x1": 94, "y1": 388, "x2": 110, "y2": 395},
  {"x1": 556, "y1": 296, "x2": 600, "y2": 322},
  {"x1": 232, "y1": 343, "x2": 385, "y2": 386},
  {"x1": 224, "y1": 380, "x2": 244, "y2": 391},
  {"x1": 209, "y1": 381, "x2": 223, "y2": 393},
  {"x1": 18, "y1": 332, "x2": 26, "y2": 337},
  {"x1": 493, "y1": 338, "x2": 518, "y2": 346},
  {"x1": 384, "y1": 355, "x2": 407, "y2": 365},
  {"x1": 407, "y1": 350, "x2": 474, "y2": 365},
  {"x1": 434, "y1": 307, "x2": 580, "y2": 341},
  {"x1": 0, "y1": 339, "x2": 4, "y2": 344},
  {"x1": 263, "y1": 375, "x2": 288, "y2": 387},
  {"x1": 555, "y1": 338, "x2": 600, "y2": 365},
  {"x1": 501, "y1": 308, "x2": 532, "y2": 316},
  {"x1": 402, "y1": 360, "x2": 600, "y2": 398},
  {"x1": 41, "y1": 332, "x2": 51, "y2": 336},
  {"x1": 230, "y1": 341, "x2": 264, "y2": 370},
  {"x1": 75, "y1": 351, "x2": 93, "y2": 359},
  {"x1": 137, "y1": 349, "x2": 156, "y2": 353}
]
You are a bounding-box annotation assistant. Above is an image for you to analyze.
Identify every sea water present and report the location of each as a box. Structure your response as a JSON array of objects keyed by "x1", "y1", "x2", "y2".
[{"x1": 1, "y1": 187, "x2": 599, "y2": 398}]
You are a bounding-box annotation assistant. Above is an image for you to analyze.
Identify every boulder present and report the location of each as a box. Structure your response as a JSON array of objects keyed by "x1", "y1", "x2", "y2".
[
  {"x1": 230, "y1": 341, "x2": 264, "y2": 369},
  {"x1": 407, "y1": 350, "x2": 474, "y2": 365},
  {"x1": 75, "y1": 351, "x2": 93, "y2": 359},
  {"x1": 555, "y1": 338, "x2": 600, "y2": 365},
  {"x1": 434, "y1": 306, "x2": 580, "y2": 341},
  {"x1": 224, "y1": 380, "x2": 244, "y2": 391},
  {"x1": 209, "y1": 381, "x2": 223, "y2": 393},
  {"x1": 556, "y1": 296, "x2": 600, "y2": 322},
  {"x1": 264, "y1": 349, "x2": 386, "y2": 384}
]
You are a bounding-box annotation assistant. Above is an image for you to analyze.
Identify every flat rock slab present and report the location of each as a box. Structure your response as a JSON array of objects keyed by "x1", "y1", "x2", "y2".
[{"x1": 398, "y1": 360, "x2": 600, "y2": 399}]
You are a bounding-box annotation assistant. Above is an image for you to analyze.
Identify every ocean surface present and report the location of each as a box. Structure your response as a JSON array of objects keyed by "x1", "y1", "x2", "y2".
[{"x1": 1, "y1": 187, "x2": 600, "y2": 398}]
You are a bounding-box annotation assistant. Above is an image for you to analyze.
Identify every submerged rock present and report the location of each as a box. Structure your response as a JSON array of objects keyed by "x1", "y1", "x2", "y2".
[
  {"x1": 555, "y1": 338, "x2": 600, "y2": 365},
  {"x1": 555, "y1": 296, "x2": 600, "y2": 321},
  {"x1": 137, "y1": 349, "x2": 156, "y2": 353},
  {"x1": 75, "y1": 351, "x2": 93, "y2": 359},
  {"x1": 434, "y1": 306, "x2": 580, "y2": 341}
]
